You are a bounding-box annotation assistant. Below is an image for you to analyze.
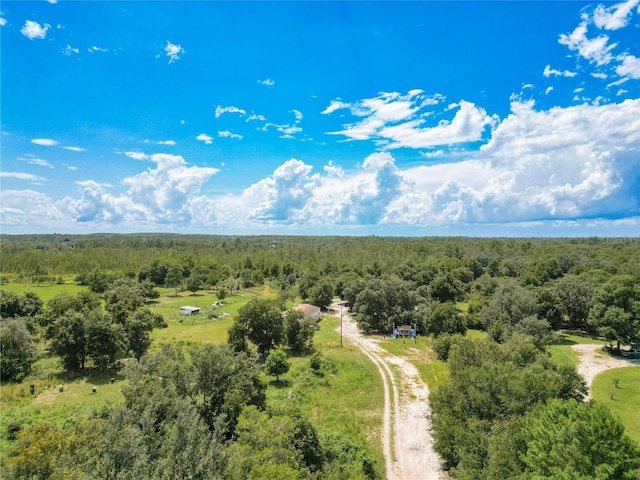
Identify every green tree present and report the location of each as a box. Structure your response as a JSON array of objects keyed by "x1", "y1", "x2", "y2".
[
  {"x1": 519, "y1": 399, "x2": 640, "y2": 479},
  {"x1": 165, "y1": 264, "x2": 184, "y2": 295},
  {"x1": 555, "y1": 274, "x2": 595, "y2": 330},
  {"x1": 308, "y1": 277, "x2": 334, "y2": 310},
  {"x1": 236, "y1": 299, "x2": 284, "y2": 354},
  {"x1": 85, "y1": 310, "x2": 128, "y2": 371},
  {"x1": 430, "y1": 273, "x2": 464, "y2": 303},
  {"x1": 264, "y1": 348, "x2": 290, "y2": 381},
  {"x1": 283, "y1": 310, "x2": 314, "y2": 353},
  {"x1": 48, "y1": 310, "x2": 87, "y2": 371},
  {"x1": 589, "y1": 275, "x2": 640, "y2": 351},
  {"x1": 353, "y1": 276, "x2": 418, "y2": 332},
  {"x1": 421, "y1": 301, "x2": 466, "y2": 337},
  {"x1": 0, "y1": 317, "x2": 37, "y2": 382},
  {"x1": 125, "y1": 308, "x2": 162, "y2": 361}
]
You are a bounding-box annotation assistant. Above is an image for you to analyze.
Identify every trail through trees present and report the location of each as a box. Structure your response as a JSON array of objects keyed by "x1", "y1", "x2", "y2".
[{"x1": 331, "y1": 303, "x2": 445, "y2": 480}]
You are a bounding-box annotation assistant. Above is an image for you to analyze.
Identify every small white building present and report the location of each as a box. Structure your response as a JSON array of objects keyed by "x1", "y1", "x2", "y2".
[{"x1": 180, "y1": 306, "x2": 201, "y2": 316}]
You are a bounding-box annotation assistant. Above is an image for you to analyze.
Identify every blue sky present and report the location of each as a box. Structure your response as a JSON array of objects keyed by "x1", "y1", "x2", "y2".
[{"x1": 1, "y1": 1, "x2": 639, "y2": 236}]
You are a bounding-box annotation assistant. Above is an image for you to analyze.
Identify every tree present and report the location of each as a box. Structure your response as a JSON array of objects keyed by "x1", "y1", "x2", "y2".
[
  {"x1": 519, "y1": 399, "x2": 640, "y2": 479},
  {"x1": 125, "y1": 308, "x2": 162, "y2": 361},
  {"x1": 104, "y1": 279, "x2": 146, "y2": 323},
  {"x1": 283, "y1": 310, "x2": 314, "y2": 354},
  {"x1": 165, "y1": 265, "x2": 184, "y2": 295},
  {"x1": 264, "y1": 349, "x2": 290, "y2": 381},
  {"x1": 308, "y1": 277, "x2": 334, "y2": 310},
  {"x1": 1, "y1": 317, "x2": 37, "y2": 382},
  {"x1": 48, "y1": 310, "x2": 87, "y2": 371},
  {"x1": 421, "y1": 302, "x2": 466, "y2": 337},
  {"x1": 429, "y1": 273, "x2": 464, "y2": 303},
  {"x1": 555, "y1": 275, "x2": 595, "y2": 330},
  {"x1": 589, "y1": 275, "x2": 640, "y2": 350},
  {"x1": 85, "y1": 310, "x2": 128, "y2": 371},
  {"x1": 236, "y1": 299, "x2": 284, "y2": 354},
  {"x1": 353, "y1": 276, "x2": 419, "y2": 332}
]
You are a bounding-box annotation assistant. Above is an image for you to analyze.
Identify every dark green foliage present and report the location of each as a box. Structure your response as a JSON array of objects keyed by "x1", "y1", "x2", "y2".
[
  {"x1": 283, "y1": 310, "x2": 314, "y2": 354},
  {"x1": 264, "y1": 348, "x2": 289, "y2": 381},
  {"x1": 0, "y1": 317, "x2": 37, "y2": 382},
  {"x1": 589, "y1": 275, "x2": 640, "y2": 350},
  {"x1": 235, "y1": 298, "x2": 284, "y2": 354},
  {"x1": 430, "y1": 273, "x2": 464, "y2": 303},
  {"x1": 431, "y1": 333, "x2": 465, "y2": 361},
  {"x1": 352, "y1": 276, "x2": 419, "y2": 332},
  {"x1": 85, "y1": 310, "x2": 128, "y2": 372},
  {"x1": 518, "y1": 399, "x2": 640, "y2": 479},
  {"x1": 47, "y1": 310, "x2": 87, "y2": 370},
  {"x1": 308, "y1": 276, "x2": 334, "y2": 310},
  {"x1": 554, "y1": 274, "x2": 596, "y2": 330},
  {"x1": 125, "y1": 308, "x2": 162, "y2": 360},
  {"x1": 430, "y1": 336, "x2": 587, "y2": 477},
  {"x1": 422, "y1": 301, "x2": 467, "y2": 337}
]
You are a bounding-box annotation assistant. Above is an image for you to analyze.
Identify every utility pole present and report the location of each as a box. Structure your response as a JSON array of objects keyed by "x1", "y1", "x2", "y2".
[{"x1": 340, "y1": 304, "x2": 343, "y2": 347}]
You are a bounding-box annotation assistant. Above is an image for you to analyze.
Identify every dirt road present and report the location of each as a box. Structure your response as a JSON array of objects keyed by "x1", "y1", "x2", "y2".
[
  {"x1": 331, "y1": 304, "x2": 444, "y2": 480},
  {"x1": 572, "y1": 344, "x2": 640, "y2": 400}
]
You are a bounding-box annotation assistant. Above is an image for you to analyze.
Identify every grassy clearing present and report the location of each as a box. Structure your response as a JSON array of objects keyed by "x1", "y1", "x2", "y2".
[
  {"x1": 267, "y1": 313, "x2": 386, "y2": 474},
  {"x1": 591, "y1": 367, "x2": 640, "y2": 443},
  {"x1": 0, "y1": 282, "x2": 87, "y2": 304},
  {"x1": 546, "y1": 330, "x2": 608, "y2": 368},
  {"x1": 547, "y1": 345, "x2": 578, "y2": 368}
]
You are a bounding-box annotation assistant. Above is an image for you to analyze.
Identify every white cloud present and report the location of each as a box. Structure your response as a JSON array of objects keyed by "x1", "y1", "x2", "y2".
[
  {"x1": 0, "y1": 172, "x2": 45, "y2": 181},
  {"x1": 88, "y1": 46, "x2": 108, "y2": 53},
  {"x1": 321, "y1": 99, "x2": 351, "y2": 115},
  {"x1": 164, "y1": 41, "x2": 184, "y2": 63},
  {"x1": 247, "y1": 113, "x2": 267, "y2": 122},
  {"x1": 196, "y1": 133, "x2": 213, "y2": 144},
  {"x1": 559, "y1": 19, "x2": 617, "y2": 66},
  {"x1": 21, "y1": 20, "x2": 50, "y2": 39},
  {"x1": 67, "y1": 166, "x2": 78, "y2": 171},
  {"x1": 0, "y1": 16, "x2": 6, "y2": 27},
  {"x1": 264, "y1": 123, "x2": 302, "y2": 138},
  {"x1": 324, "y1": 91, "x2": 493, "y2": 148},
  {"x1": 31, "y1": 138, "x2": 58, "y2": 146},
  {"x1": 215, "y1": 105, "x2": 246, "y2": 118},
  {"x1": 124, "y1": 150, "x2": 148, "y2": 160},
  {"x1": 545, "y1": 86, "x2": 554, "y2": 95},
  {"x1": 218, "y1": 130, "x2": 243, "y2": 140},
  {"x1": 615, "y1": 54, "x2": 640, "y2": 79},
  {"x1": 63, "y1": 146, "x2": 86, "y2": 152},
  {"x1": 0, "y1": 190, "x2": 64, "y2": 226},
  {"x1": 591, "y1": 72, "x2": 608, "y2": 79},
  {"x1": 18, "y1": 156, "x2": 52, "y2": 168},
  {"x1": 62, "y1": 45, "x2": 79, "y2": 56},
  {"x1": 157, "y1": 140, "x2": 176, "y2": 146},
  {"x1": 258, "y1": 78, "x2": 275, "y2": 86},
  {"x1": 543, "y1": 64, "x2": 577, "y2": 77},
  {"x1": 292, "y1": 109, "x2": 303, "y2": 122},
  {"x1": 573, "y1": 87, "x2": 585, "y2": 93},
  {"x1": 593, "y1": 0, "x2": 639, "y2": 30}
]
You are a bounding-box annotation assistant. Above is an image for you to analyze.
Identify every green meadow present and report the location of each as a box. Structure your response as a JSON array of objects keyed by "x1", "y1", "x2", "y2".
[{"x1": 592, "y1": 367, "x2": 640, "y2": 443}]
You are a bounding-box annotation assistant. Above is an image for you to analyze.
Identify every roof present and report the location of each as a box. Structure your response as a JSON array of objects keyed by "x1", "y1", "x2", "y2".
[
  {"x1": 294, "y1": 303, "x2": 321, "y2": 317},
  {"x1": 180, "y1": 306, "x2": 200, "y2": 312}
]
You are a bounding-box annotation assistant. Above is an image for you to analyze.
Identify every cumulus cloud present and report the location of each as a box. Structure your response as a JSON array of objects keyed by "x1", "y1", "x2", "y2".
[
  {"x1": 323, "y1": 90, "x2": 494, "y2": 148},
  {"x1": 258, "y1": 78, "x2": 275, "y2": 86},
  {"x1": 218, "y1": 130, "x2": 243, "y2": 139},
  {"x1": 615, "y1": 54, "x2": 640, "y2": 79},
  {"x1": 21, "y1": 20, "x2": 50, "y2": 39},
  {"x1": 31, "y1": 138, "x2": 58, "y2": 146},
  {"x1": 196, "y1": 133, "x2": 213, "y2": 144},
  {"x1": 1, "y1": 190, "x2": 64, "y2": 226},
  {"x1": 65, "y1": 154, "x2": 219, "y2": 224},
  {"x1": 164, "y1": 41, "x2": 184, "y2": 63},
  {"x1": 593, "y1": 0, "x2": 639, "y2": 30},
  {"x1": 215, "y1": 105, "x2": 246, "y2": 118}
]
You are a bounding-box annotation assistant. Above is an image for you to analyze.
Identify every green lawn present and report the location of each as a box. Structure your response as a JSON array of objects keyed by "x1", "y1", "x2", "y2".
[{"x1": 591, "y1": 367, "x2": 640, "y2": 443}]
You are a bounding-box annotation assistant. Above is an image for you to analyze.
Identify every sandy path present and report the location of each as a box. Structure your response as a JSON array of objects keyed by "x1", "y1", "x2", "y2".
[
  {"x1": 331, "y1": 304, "x2": 444, "y2": 480},
  {"x1": 572, "y1": 344, "x2": 640, "y2": 400}
]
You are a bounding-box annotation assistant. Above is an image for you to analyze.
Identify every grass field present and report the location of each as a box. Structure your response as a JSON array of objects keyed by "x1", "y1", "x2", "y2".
[
  {"x1": 591, "y1": 367, "x2": 640, "y2": 443},
  {"x1": 266, "y1": 313, "x2": 386, "y2": 474},
  {"x1": 547, "y1": 330, "x2": 608, "y2": 368},
  {"x1": 0, "y1": 282, "x2": 88, "y2": 304}
]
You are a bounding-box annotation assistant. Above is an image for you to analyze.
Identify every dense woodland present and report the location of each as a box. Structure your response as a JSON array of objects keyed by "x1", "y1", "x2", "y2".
[{"x1": 1, "y1": 234, "x2": 640, "y2": 479}]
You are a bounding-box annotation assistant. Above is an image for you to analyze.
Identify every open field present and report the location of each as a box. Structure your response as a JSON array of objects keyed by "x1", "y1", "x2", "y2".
[
  {"x1": 0, "y1": 282, "x2": 88, "y2": 304},
  {"x1": 592, "y1": 367, "x2": 640, "y2": 443}
]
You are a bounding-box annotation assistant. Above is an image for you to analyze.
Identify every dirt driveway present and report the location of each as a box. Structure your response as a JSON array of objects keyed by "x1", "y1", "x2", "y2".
[
  {"x1": 572, "y1": 344, "x2": 640, "y2": 400},
  {"x1": 331, "y1": 303, "x2": 445, "y2": 480}
]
